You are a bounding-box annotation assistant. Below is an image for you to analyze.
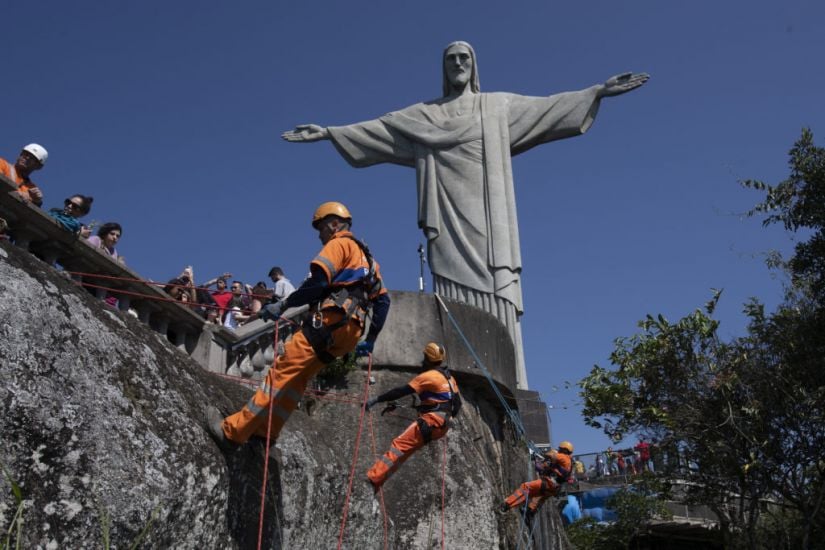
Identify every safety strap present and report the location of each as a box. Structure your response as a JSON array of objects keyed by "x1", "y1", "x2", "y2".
[
  {"x1": 301, "y1": 322, "x2": 338, "y2": 364},
  {"x1": 340, "y1": 235, "x2": 383, "y2": 303},
  {"x1": 320, "y1": 235, "x2": 381, "y2": 323},
  {"x1": 540, "y1": 476, "x2": 559, "y2": 494},
  {"x1": 417, "y1": 368, "x2": 459, "y2": 418},
  {"x1": 415, "y1": 411, "x2": 448, "y2": 443},
  {"x1": 302, "y1": 234, "x2": 380, "y2": 363}
]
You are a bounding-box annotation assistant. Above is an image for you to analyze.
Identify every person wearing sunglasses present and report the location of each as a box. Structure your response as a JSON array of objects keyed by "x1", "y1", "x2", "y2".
[{"x1": 47, "y1": 194, "x2": 93, "y2": 237}]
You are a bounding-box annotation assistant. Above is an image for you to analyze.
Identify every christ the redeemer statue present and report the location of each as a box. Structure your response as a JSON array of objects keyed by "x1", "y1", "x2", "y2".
[{"x1": 283, "y1": 41, "x2": 648, "y2": 389}]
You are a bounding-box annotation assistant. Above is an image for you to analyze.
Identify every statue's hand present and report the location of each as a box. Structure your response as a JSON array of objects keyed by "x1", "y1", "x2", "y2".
[
  {"x1": 281, "y1": 124, "x2": 329, "y2": 142},
  {"x1": 598, "y1": 72, "x2": 649, "y2": 98}
]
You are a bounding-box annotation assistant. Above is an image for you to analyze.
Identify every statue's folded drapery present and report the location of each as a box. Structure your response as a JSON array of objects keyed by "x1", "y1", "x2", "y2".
[{"x1": 328, "y1": 88, "x2": 601, "y2": 317}]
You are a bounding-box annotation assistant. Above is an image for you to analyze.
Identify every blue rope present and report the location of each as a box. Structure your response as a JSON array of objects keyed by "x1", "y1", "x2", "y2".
[
  {"x1": 434, "y1": 294, "x2": 540, "y2": 456},
  {"x1": 515, "y1": 488, "x2": 532, "y2": 550},
  {"x1": 525, "y1": 505, "x2": 540, "y2": 550},
  {"x1": 436, "y1": 295, "x2": 546, "y2": 550}
]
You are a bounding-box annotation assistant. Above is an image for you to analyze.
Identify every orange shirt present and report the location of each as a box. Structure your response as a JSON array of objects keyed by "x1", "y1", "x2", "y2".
[
  {"x1": 0, "y1": 158, "x2": 42, "y2": 206},
  {"x1": 311, "y1": 231, "x2": 387, "y2": 318},
  {"x1": 408, "y1": 368, "x2": 459, "y2": 408}
]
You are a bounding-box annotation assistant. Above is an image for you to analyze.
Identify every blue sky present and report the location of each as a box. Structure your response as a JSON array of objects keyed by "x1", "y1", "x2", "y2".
[{"x1": 4, "y1": 1, "x2": 823, "y2": 455}]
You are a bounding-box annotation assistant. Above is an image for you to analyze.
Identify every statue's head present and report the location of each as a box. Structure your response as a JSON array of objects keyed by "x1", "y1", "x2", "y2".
[{"x1": 442, "y1": 41, "x2": 480, "y2": 97}]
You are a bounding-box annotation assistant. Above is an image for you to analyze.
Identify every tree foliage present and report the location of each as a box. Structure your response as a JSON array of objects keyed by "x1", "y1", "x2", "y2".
[
  {"x1": 743, "y1": 127, "x2": 825, "y2": 304},
  {"x1": 579, "y1": 130, "x2": 825, "y2": 550}
]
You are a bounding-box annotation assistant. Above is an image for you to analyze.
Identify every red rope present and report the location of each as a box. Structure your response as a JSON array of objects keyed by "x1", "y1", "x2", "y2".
[
  {"x1": 75, "y1": 279, "x2": 261, "y2": 316},
  {"x1": 216, "y1": 372, "x2": 364, "y2": 405},
  {"x1": 368, "y1": 413, "x2": 389, "y2": 550},
  {"x1": 66, "y1": 270, "x2": 273, "y2": 300},
  {"x1": 337, "y1": 353, "x2": 373, "y2": 550},
  {"x1": 441, "y1": 434, "x2": 447, "y2": 550},
  {"x1": 257, "y1": 321, "x2": 280, "y2": 550},
  {"x1": 74, "y1": 278, "x2": 302, "y2": 327}
]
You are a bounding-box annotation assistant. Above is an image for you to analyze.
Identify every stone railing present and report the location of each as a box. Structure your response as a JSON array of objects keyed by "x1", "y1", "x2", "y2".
[{"x1": 0, "y1": 173, "x2": 298, "y2": 378}]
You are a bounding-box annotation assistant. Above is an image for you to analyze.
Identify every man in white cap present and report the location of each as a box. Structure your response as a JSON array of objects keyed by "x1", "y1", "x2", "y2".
[{"x1": 0, "y1": 143, "x2": 48, "y2": 206}]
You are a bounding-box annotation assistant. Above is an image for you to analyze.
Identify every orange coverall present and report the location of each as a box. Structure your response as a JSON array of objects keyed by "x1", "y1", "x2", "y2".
[
  {"x1": 222, "y1": 231, "x2": 387, "y2": 443},
  {"x1": 367, "y1": 368, "x2": 460, "y2": 487},
  {"x1": 0, "y1": 158, "x2": 42, "y2": 206},
  {"x1": 505, "y1": 452, "x2": 572, "y2": 512}
]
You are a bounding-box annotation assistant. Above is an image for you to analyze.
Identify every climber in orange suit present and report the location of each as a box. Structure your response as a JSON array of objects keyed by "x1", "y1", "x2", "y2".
[
  {"x1": 366, "y1": 342, "x2": 461, "y2": 488},
  {"x1": 205, "y1": 201, "x2": 390, "y2": 449},
  {"x1": 501, "y1": 441, "x2": 575, "y2": 517}
]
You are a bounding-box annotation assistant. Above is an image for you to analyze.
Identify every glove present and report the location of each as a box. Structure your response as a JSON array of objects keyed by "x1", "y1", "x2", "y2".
[
  {"x1": 355, "y1": 340, "x2": 374, "y2": 357},
  {"x1": 380, "y1": 402, "x2": 398, "y2": 416},
  {"x1": 259, "y1": 301, "x2": 284, "y2": 322},
  {"x1": 364, "y1": 397, "x2": 379, "y2": 412}
]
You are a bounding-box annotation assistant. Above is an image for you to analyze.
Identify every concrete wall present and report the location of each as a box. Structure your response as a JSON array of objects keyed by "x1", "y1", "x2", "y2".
[{"x1": 374, "y1": 290, "x2": 518, "y2": 393}]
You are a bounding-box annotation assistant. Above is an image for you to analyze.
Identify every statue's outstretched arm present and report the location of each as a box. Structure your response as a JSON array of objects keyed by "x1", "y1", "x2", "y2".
[
  {"x1": 282, "y1": 124, "x2": 330, "y2": 142},
  {"x1": 596, "y1": 72, "x2": 650, "y2": 98}
]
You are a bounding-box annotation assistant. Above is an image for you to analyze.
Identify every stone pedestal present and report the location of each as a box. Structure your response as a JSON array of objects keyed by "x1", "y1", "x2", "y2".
[{"x1": 371, "y1": 290, "x2": 518, "y2": 397}]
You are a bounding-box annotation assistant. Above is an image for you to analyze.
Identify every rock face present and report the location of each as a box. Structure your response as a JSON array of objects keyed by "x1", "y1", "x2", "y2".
[{"x1": 0, "y1": 241, "x2": 570, "y2": 549}]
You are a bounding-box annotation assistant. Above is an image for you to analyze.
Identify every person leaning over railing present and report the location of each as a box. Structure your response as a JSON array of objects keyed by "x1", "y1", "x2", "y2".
[
  {"x1": 202, "y1": 273, "x2": 233, "y2": 321},
  {"x1": 86, "y1": 222, "x2": 125, "y2": 264},
  {"x1": 0, "y1": 143, "x2": 47, "y2": 207},
  {"x1": 47, "y1": 194, "x2": 93, "y2": 237},
  {"x1": 163, "y1": 275, "x2": 196, "y2": 304}
]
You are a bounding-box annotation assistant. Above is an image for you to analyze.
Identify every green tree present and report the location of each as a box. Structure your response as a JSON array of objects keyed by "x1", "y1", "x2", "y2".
[
  {"x1": 579, "y1": 130, "x2": 825, "y2": 550},
  {"x1": 743, "y1": 128, "x2": 825, "y2": 305}
]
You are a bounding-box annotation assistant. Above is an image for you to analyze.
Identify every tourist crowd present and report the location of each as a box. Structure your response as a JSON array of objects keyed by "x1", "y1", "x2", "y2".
[
  {"x1": 1, "y1": 142, "x2": 295, "y2": 330},
  {"x1": 570, "y1": 438, "x2": 672, "y2": 482}
]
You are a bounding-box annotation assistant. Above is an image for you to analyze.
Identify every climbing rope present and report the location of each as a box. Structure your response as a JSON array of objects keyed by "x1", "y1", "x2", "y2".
[
  {"x1": 336, "y1": 352, "x2": 374, "y2": 550},
  {"x1": 67, "y1": 270, "x2": 272, "y2": 300},
  {"x1": 440, "y1": 434, "x2": 447, "y2": 550},
  {"x1": 434, "y1": 294, "x2": 540, "y2": 456},
  {"x1": 516, "y1": 493, "x2": 532, "y2": 550},
  {"x1": 367, "y1": 413, "x2": 389, "y2": 550},
  {"x1": 433, "y1": 295, "x2": 549, "y2": 548},
  {"x1": 256, "y1": 320, "x2": 280, "y2": 550},
  {"x1": 66, "y1": 270, "x2": 288, "y2": 319},
  {"x1": 525, "y1": 508, "x2": 540, "y2": 550},
  {"x1": 436, "y1": 290, "x2": 548, "y2": 549}
]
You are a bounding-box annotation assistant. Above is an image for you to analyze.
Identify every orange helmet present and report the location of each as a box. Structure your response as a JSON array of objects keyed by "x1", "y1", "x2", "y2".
[
  {"x1": 423, "y1": 342, "x2": 445, "y2": 365},
  {"x1": 558, "y1": 441, "x2": 574, "y2": 454},
  {"x1": 312, "y1": 201, "x2": 352, "y2": 228}
]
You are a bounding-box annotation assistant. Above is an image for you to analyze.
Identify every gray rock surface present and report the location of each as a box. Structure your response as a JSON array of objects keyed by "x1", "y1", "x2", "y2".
[{"x1": 0, "y1": 241, "x2": 569, "y2": 548}]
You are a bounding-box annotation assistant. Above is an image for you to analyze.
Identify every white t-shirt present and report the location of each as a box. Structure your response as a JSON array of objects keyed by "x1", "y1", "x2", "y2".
[
  {"x1": 274, "y1": 278, "x2": 295, "y2": 300},
  {"x1": 223, "y1": 307, "x2": 241, "y2": 330}
]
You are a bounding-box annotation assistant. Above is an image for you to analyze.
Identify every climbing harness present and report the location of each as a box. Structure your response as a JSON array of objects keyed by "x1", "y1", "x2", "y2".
[{"x1": 302, "y1": 235, "x2": 381, "y2": 365}]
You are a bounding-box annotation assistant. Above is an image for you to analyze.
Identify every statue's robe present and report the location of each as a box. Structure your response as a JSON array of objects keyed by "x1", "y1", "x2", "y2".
[{"x1": 328, "y1": 88, "x2": 601, "y2": 386}]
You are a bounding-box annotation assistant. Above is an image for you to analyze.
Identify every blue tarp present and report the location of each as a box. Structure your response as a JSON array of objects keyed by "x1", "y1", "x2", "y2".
[
  {"x1": 568, "y1": 487, "x2": 621, "y2": 524},
  {"x1": 561, "y1": 495, "x2": 582, "y2": 524}
]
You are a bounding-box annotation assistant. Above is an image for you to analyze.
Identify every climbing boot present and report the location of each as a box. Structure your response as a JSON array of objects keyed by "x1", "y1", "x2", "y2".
[
  {"x1": 525, "y1": 508, "x2": 536, "y2": 525},
  {"x1": 367, "y1": 476, "x2": 381, "y2": 494},
  {"x1": 205, "y1": 406, "x2": 239, "y2": 452},
  {"x1": 498, "y1": 502, "x2": 510, "y2": 514}
]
